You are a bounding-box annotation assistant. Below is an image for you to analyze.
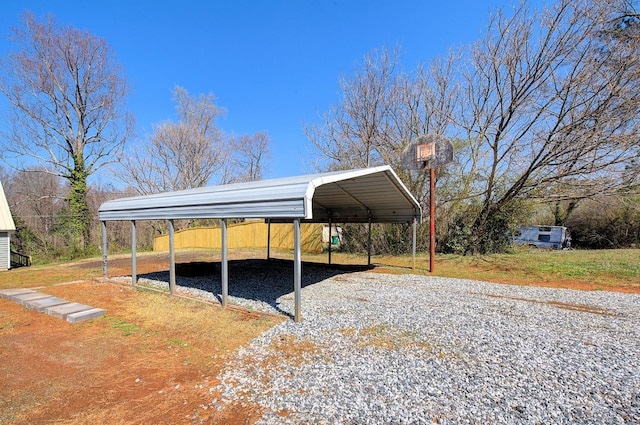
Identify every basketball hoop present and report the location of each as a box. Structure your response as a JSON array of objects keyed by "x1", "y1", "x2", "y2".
[
  {"x1": 401, "y1": 134, "x2": 453, "y2": 171},
  {"x1": 401, "y1": 134, "x2": 454, "y2": 274}
]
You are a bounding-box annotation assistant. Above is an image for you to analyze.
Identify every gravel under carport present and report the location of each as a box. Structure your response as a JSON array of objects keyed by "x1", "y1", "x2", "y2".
[{"x1": 121, "y1": 262, "x2": 640, "y2": 424}]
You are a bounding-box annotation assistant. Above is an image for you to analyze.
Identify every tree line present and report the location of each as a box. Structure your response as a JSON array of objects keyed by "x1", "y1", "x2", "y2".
[
  {"x1": 307, "y1": 0, "x2": 640, "y2": 253},
  {"x1": 0, "y1": 12, "x2": 270, "y2": 262},
  {"x1": 1, "y1": 0, "x2": 638, "y2": 264}
]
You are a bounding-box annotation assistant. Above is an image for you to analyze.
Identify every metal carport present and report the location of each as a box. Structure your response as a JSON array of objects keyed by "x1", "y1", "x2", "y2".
[{"x1": 98, "y1": 165, "x2": 421, "y2": 322}]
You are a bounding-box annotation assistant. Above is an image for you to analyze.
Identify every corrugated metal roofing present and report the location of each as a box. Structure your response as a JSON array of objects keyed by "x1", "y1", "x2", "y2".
[
  {"x1": 99, "y1": 165, "x2": 421, "y2": 223},
  {"x1": 0, "y1": 181, "x2": 16, "y2": 232}
]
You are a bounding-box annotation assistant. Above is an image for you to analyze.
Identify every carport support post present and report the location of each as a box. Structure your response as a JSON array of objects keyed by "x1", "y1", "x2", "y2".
[
  {"x1": 294, "y1": 219, "x2": 302, "y2": 322},
  {"x1": 367, "y1": 216, "x2": 372, "y2": 266},
  {"x1": 168, "y1": 220, "x2": 176, "y2": 295},
  {"x1": 131, "y1": 220, "x2": 137, "y2": 285},
  {"x1": 221, "y1": 218, "x2": 228, "y2": 308},
  {"x1": 266, "y1": 219, "x2": 271, "y2": 260},
  {"x1": 412, "y1": 217, "x2": 417, "y2": 270},
  {"x1": 327, "y1": 215, "x2": 332, "y2": 265},
  {"x1": 101, "y1": 221, "x2": 108, "y2": 279}
]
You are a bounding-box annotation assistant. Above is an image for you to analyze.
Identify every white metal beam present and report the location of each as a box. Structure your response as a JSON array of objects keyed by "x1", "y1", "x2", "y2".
[
  {"x1": 168, "y1": 220, "x2": 176, "y2": 294},
  {"x1": 101, "y1": 221, "x2": 108, "y2": 279},
  {"x1": 131, "y1": 220, "x2": 137, "y2": 285},
  {"x1": 221, "y1": 218, "x2": 228, "y2": 308},
  {"x1": 294, "y1": 219, "x2": 302, "y2": 322}
]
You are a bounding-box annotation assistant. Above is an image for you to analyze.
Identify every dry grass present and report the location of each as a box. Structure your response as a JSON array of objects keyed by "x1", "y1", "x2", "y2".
[
  {"x1": 432, "y1": 248, "x2": 640, "y2": 291},
  {"x1": 47, "y1": 280, "x2": 286, "y2": 361},
  {"x1": 338, "y1": 325, "x2": 432, "y2": 352},
  {"x1": 479, "y1": 292, "x2": 621, "y2": 317},
  {"x1": 1, "y1": 280, "x2": 283, "y2": 424},
  {"x1": 355, "y1": 248, "x2": 640, "y2": 293},
  {"x1": 263, "y1": 333, "x2": 324, "y2": 368}
]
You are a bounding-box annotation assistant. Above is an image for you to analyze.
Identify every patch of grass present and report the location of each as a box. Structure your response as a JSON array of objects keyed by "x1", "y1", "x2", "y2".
[
  {"x1": 167, "y1": 337, "x2": 188, "y2": 348},
  {"x1": 123, "y1": 290, "x2": 285, "y2": 355},
  {"x1": 417, "y1": 248, "x2": 640, "y2": 290},
  {"x1": 104, "y1": 316, "x2": 141, "y2": 336},
  {"x1": 338, "y1": 327, "x2": 356, "y2": 337},
  {"x1": 359, "y1": 324, "x2": 397, "y2": 350},
  {"x1": 300, "y1": 245, "x2": 636, "y2": 290},
  {"x1": 0, "y1": 265, "x2": 92, "y2": 290},
  {"x1": 338, "y1": 325, "x2": 432, "y2": 352},
  {"x1": 266, "y1": 334, "x2": 323, "y2": 367},
  {"x1": 0, "y1": 251, "x2": 171, "y2": 290},
  {"x1": 132, "y1": 284, "x2": 161, "y2": 294}
]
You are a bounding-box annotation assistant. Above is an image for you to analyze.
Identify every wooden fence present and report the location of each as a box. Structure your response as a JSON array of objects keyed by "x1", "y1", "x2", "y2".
[{"x1": 153, "y1": 221, "x2": 324, "y2": 252}]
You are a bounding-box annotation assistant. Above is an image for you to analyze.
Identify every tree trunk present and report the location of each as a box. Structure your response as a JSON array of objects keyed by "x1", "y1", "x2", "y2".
[
  {"x1": 67, "y1": 157, "x2": 90, "y2": 249},
  {"x1": 554, "y1": 200, "x2": 578, "y2": 227}
]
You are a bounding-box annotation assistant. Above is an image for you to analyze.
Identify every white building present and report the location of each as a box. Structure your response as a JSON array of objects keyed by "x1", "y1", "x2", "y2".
[{"x1": 0, "y1": 181, "x2": 16, "y2": 270}]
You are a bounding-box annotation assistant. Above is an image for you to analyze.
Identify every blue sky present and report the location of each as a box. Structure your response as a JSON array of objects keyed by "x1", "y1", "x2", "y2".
[{"x1": 0, "y1": 0, "x2": 523, "y2": 183}]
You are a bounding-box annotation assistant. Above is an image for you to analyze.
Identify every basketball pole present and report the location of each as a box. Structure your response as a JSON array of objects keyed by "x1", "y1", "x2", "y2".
[
  {"x1": 429, "y1": 167, "x2": 436, "y2": 273},
  {"x1": 402, "y1": 134, "x2": 453, "y2": 274}
]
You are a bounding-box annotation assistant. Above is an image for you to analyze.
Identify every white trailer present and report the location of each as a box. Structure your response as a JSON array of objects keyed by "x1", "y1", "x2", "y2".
[{"x1": 513, "y1": 225, "x2": 571, "y2": 250}]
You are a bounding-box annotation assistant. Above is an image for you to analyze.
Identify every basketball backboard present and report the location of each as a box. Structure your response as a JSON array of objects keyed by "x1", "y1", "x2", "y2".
[{"x1": 401, "y1": 134, "x2": 453, "y2": 170}]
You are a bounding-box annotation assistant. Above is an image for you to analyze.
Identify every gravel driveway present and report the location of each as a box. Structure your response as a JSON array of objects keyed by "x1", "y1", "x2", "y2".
[{"x1": 129, "y1": 261, "x2": 640, "y2": 424}]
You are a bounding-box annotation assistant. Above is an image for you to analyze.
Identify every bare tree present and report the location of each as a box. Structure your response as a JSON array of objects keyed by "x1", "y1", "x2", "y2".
[
  {"x1": 306, "y1": 47, "x2": 400, "y2": 171},
  {"x1": 228, "y1": 131, "x2": 272, "y2": 182},
  {"x1": 308, "y1": 0, "x2": 640, "y2": 254},
  {"x1": 121, "y1": 86, "x2": 228, "y2": 194},
  {"x1": 451, "y1": 0, "x2": 640, "y2": 252},
  {"x1": 0, "y1": 12, "x2": 133, "y2": 248},
  {"x1": 381, "y1": 54, "x2": 460, "y2": 203},
  {"x1": 305, "y1": 47, "x2": 460, "y2": 254},
  {"x1": 4, "y1": 167, "x2": 67, "y2": 253},
  {"x1": 306, "y1": 47, "x2": 458, "y2": 196},
  {"x1": 87, "y1": 183, "x2": 157, "y2": 250},
  {"x1": 123, "y1": 86, "x2": 274, "y2": 196}
]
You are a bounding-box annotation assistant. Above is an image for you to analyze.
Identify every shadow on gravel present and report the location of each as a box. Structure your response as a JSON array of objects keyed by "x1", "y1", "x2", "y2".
[{"x1": 137, "y1": 258, "x2": 373, "y2": 318}]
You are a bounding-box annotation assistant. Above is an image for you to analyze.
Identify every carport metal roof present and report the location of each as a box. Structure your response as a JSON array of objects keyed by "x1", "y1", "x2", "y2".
[
  {"x1": 98, "y1": 165, "x2": 421, "y2": 322},
  {"x1": 98, "y1": 165, "x2": 421, "y2": 223}
]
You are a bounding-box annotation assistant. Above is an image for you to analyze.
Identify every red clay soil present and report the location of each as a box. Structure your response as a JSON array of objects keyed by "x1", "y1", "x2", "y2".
[
  {"x1": 1, "y1": 290, "x2": 216, "y2": 424},
  {"x1": 0, "y1": 252, "x2": 281, "y2": 424}
]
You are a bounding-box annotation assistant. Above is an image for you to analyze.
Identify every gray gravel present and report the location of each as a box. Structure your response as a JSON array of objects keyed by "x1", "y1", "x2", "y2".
[{"x1": 116, "y1": 261, "x2": 640, "y2": 424}]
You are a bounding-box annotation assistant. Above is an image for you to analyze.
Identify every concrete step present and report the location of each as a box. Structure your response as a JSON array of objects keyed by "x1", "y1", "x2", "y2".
[
  {"x1": 66, "y1": 308, "x2": 105, "y2": 323},
  {"x1": 0, "y1": 288, "x2": 35, "y2": 299},
  {"x1": 11, "y1": 292, "x2": 53, "y2": 305},
  {"x1": 24, "y1": 296, "x2": 70, "y2": 312},
  {"x1": 3, "y1": 287, "x2": 105, "y2": 323},
  {"x1": 46, "y1": 302, "x2": 94, "y2": 319}
]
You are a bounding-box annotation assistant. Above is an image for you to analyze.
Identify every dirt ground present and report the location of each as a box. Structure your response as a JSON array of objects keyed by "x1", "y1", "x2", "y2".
[
  {"x1": 0, "y1": 251, "x2": 284, "y2": 425},
  {"x1": 1, "y1": 250, "x2": 637, "y2": 424}
]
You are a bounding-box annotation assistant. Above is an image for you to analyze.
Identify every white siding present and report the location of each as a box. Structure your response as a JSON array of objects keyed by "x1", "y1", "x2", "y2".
[{"x1": 0, "y1": 232, "x2": 9, "y2": 270}]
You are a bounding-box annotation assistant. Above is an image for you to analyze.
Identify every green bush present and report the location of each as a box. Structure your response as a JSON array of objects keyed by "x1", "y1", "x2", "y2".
[
  {"x1": 440, "y1": 201, "x2": 527, "y2": 255},
  {"x1": 567, "y1": 195, "x2": 640, "y2": 248}
]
